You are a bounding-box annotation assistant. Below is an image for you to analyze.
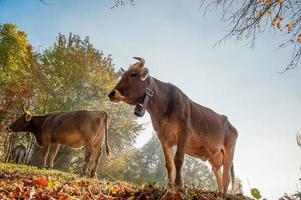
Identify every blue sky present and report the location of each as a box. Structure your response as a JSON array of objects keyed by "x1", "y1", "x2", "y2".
[{"x1": 1, "y1": 0, "x2": 301, "y2": 198}]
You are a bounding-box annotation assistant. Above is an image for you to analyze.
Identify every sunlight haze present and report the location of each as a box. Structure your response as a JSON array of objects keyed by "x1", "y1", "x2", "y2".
[{"x1": 1, "y1": 0, "x2": 300, "y2": 199}]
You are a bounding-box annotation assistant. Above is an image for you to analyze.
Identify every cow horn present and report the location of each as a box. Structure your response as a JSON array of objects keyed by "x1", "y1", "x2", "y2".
[
  {"x1": 22, "y1": 104, "x2": 30, "y2": 114},
  {"x1": 22, "y1": 104, "x2": 32, "y2": 121},
  {"x1": 133, "y1": 57, "x2": 145, "y2": 67},
  {"x1": 25, "y1": 113, "x2": 32, "y2": 121}
]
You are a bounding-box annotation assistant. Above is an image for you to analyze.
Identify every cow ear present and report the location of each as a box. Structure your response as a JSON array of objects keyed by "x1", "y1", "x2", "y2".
[
  {"x1": 140, "y1": 67, "x2": 149, "y2": 81},
  {"x1": 25, "y1": 113, "x2": 32, "y2": 121}
]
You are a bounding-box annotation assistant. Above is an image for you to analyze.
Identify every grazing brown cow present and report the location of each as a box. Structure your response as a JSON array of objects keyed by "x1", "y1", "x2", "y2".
[
  {"x1": 8, "y1": 106, "x2": 110, "y2": 178},
  {"x1": 11, "y1": 144, "x2": 27, "y2": 164},
  {"x1": 108, "y1": 57, "x2": 238, "y2": 193}
]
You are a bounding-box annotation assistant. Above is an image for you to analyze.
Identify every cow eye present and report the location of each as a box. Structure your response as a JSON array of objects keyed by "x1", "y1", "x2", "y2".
[{"x1": 130, "y1": 73, "x2": 138, "y2": 77}]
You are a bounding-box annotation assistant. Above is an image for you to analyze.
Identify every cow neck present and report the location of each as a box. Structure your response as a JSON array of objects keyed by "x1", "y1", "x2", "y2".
[
  {"x1": 134, "y1": 76, "x2": 154, "y2": 117},
  {"x1": 146, "y1": 78, "x2": 170, "y2": 120},
  {"x1": 28, "y1": 115, "x2": 47, "y2": 136}
]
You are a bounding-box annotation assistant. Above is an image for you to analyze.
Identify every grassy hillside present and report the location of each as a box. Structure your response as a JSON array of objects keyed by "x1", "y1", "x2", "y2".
[{"x1": 0, "y1": 162, "x2": 252, "y2": 200}]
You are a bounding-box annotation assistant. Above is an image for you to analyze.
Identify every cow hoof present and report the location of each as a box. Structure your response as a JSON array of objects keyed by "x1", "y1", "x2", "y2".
[
  {"x1": 160, "y1": 191, "x2": 184, "y2": 200},
  {"x1": 174, "y1": 185, "x2": 184, "y2": 193},
  {"x1": 89, "y1": 174, "x2": 95, "y2": 178},
  {"x1": 166, "y1": 183, "x2": 175, "y2": 192},
  {"x1": 89, "y1": 173, "x2": 97, "y2": 179}
]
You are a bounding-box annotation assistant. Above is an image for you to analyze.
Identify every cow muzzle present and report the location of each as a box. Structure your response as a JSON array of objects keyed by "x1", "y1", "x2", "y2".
[{"x1": 108, "y1": 90, "x2": 125, "y2": 103}]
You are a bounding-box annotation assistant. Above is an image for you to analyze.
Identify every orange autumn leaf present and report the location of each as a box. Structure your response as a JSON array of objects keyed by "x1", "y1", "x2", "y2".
[
  {"x1": 112, "y1": 186, "x2": 122, "y2": 194},
  {"x1": 271, "y1": 19, "x2": 276, "y2": 26},
  {"x1": 286, "y1": 23, "x2": 292, "y2": 31},
  {"x1": 263, "y1": 10, "x2": 271, "y2": 16},
  {"x1": 258, "y1": 10, "x2": 263, "y2": 16},
  {"x1": 277, "y1": 15, "x2": 283, "y2": 21},
  {"x1": 59, "y1": 196, "x2": 71, "y2": 200},
  {"x1": 34, "y1": 178, "x2": 48, "y2": 187}
]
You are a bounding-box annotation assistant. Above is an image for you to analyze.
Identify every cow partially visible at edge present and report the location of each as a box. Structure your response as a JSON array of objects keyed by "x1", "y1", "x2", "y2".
[
  {"x1": 11, "y1": 144, "x2": 27, "y2": 164},
  {"x1": 108, "y1": 57, "x2": 238, "y2": 193},
  {"x1": 7, "y1": 106, "x2": 110, "y2": 178}
]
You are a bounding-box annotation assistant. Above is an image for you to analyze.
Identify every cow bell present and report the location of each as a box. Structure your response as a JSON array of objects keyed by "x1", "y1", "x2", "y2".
[{"x1": 134, "y1": 103, "x2": 145, "y2": 117}]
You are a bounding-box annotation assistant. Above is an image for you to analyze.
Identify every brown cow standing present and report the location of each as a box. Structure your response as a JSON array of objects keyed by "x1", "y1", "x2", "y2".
[
  {"x1": 8, "y1": 106, "x2": 110, "y2": 178},
  {"x1": 11, "y1": 144, "x2": 27, "y2": 164},
  {"x1": 108, "y1": 57, "x2": 238, "y2": 193}
]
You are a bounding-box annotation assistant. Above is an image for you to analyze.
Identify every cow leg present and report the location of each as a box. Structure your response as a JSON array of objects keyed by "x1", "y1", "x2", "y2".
[
  {"x1": 222, "y1": 162, "x2": 231, "y2": 193},
  {"x1": 41, "y1": 146, "x2": 50, "y2": 168},
  {"x1": 81, "y1": 145, "x2": 93, "y2": 177},
  {"x1": 47, "y1": 143, "x2": 60, "y2": 169},
  {"x1": 90, "y1": 146, "x2": 102, "y2": 178},
  {"x1": 209, "y1": 151, "x2": 224, "y2": 192},
  {"x1": 174, "y1": 127, "x2": 190, "y2": 188},
  {"x1": 212, "y1": 167, "x2": 223, "y2": 192},
  {"x1": 174, "y1": 150, "x2": 185, "y2": 188},
  {"x1": 222, "y1": 128, "x2": 237, "y2": 194},
  {"x1": 17, "y1": 153, "x2": 22, "y2": 164},
  {"x1": 90, "y1": 133, "x2": 104, "y2": 178},
  {"x1": 15, "y1": 153, "x2": 19, "y2": 164},
  {"x1": 222, "y1": 146, "x2": 236, "y2": 193},
  {"x1": 162, "y1": 144, "x2": 175, "y2": 188},
  {"x1": 21, "y1": 151, "x2": 26, "y2": 164}
]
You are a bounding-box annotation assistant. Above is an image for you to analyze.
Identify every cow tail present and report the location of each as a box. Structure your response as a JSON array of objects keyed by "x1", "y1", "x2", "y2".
[
  {"x1": 231, "y1": 163, "x2": 235, "y2": 190},
  {"x1": 104, "y1": 111, "x2": 111, "y2": 158}
]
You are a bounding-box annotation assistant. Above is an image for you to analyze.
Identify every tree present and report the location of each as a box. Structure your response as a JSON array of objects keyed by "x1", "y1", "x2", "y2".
[
  {"x1": 0, "y1": 26, "x2": 143, "y2": 173},
  {"x1": 0, "y1": 23, "x2": 37, "y2": 162},
  {"x1": 28, "y1": 33, "x2": 143, "y2": 171},
  {"x1": 200, "y1": 0, "x2": 301, "y2": 71},
  {"x1": 0, "y1": 24, "x2": 36, "y2": 119}
]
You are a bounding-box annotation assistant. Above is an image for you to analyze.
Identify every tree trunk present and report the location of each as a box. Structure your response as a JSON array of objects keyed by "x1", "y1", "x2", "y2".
[
  {"x1": 4, "y1": 132, "x2": 16, "y2": 163},
  {"x1": 2, "y1": 131, "x2": 10, "y2": 162},
  {"x1": 25, "y1": 134, "x2": 34, "y2": 164}
]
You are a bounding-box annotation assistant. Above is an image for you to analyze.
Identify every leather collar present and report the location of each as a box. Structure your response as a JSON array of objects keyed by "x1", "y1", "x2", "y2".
[{"x1": 134, "y1": 76, "x2": 154, "y2": 117}]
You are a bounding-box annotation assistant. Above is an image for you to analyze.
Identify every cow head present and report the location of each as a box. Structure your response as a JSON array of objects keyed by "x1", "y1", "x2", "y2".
[
  {"x1": 7, "y1": 105, "x2": 33, "y2": 132},
  {"x1": 108, "y1": 57, "x2": 150, "y2": 106}
]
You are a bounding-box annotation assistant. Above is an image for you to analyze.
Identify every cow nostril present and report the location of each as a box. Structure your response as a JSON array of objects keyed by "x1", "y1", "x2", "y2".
[{"x1": 108, "y1": 90, "x2": 116, "y2": 99}]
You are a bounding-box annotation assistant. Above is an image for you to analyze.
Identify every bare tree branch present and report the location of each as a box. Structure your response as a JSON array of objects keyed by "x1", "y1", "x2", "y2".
[
  {"x1": 201, "y1": 0, "x2": 301, "y2": 71},
  {"x1": 111, "y1": 0, "x2": 135, "y2": 9},
  {"x1": 39, "y1": 0, "x2": 52, "y2": 6}
]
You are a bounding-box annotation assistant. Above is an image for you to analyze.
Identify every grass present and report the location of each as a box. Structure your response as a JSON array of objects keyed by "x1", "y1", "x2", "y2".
[{"x1": 0, "y1": 162, "x2": 253, "y2": 200}]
